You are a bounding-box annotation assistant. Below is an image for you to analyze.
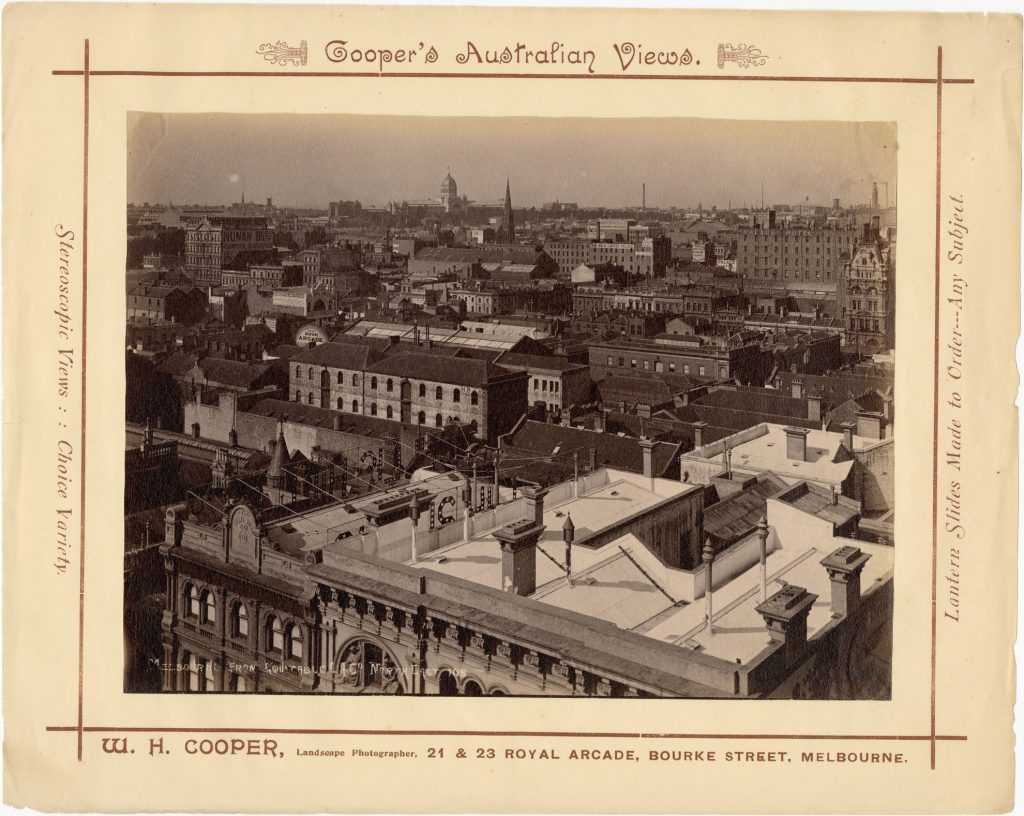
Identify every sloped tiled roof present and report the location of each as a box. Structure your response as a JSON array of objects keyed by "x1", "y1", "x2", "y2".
[
  {"x1": 366, "y1": 353, "x2": 516, "y2": 388},
  {"x1": 703, "y1": 474, "x2": 788, "y2": 550},
  {"x1": 198, "y1": 357, "x2": 273, "y2": 389},
  {"x1": 289, "y1": 341, "x2": 386, "y2": 371}
]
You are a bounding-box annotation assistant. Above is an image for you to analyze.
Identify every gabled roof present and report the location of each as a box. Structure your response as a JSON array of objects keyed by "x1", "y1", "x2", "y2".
[
  {"x1": 198, "y1": 357, "x2": 273, "y2": 388},
  {"x1": 703, "y1": 474, "x2": 788, "y2": 550},
  {"x1": 366, "y1": 353, "x2": 515, "y2": 388},
  {"x1": 289, "y1": 341, "x2": 386, "y2": 371}
]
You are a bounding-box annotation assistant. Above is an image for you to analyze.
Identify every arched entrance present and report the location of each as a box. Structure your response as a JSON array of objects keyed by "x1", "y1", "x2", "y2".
[
  {"x1": 335, "y1": 638, "x2": 404, "y2": 694},
  {"x1": 462, "y1": 679, "x2": 483, "y2": 696},
  {"x1": 437, "y1": 670, "x2": 459, "y2": 696}
]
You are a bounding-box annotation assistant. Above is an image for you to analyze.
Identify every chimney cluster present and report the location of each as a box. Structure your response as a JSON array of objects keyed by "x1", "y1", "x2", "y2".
[{"x1": 752, "y1": 545, "x2": 872, "y2": 669}]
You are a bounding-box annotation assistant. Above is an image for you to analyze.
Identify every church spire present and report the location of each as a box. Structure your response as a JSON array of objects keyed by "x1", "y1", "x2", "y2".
[{"x1": 501, "y1": 178, "x2": 515, "y2": 243}]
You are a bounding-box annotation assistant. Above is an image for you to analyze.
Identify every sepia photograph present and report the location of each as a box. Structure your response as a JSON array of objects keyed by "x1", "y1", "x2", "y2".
[{"x1": 123, "y1": 114, "x2": 897, "y2": 699}]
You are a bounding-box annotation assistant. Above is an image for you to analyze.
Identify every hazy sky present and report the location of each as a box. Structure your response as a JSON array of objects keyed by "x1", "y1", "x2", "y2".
[{"x1": 128, "y1": 113, "x2": 897, "y2": 210}]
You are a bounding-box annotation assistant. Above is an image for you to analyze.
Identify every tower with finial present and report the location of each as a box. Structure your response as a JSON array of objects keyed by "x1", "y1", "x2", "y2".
[{"x1": 500, "y1": 178, "x2": 515, "y2": 243}]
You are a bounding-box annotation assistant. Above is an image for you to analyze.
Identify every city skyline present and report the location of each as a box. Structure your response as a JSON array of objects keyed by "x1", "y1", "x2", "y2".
[{"x1": 129, "y1": 113, "x2": 897, "y2": 211}]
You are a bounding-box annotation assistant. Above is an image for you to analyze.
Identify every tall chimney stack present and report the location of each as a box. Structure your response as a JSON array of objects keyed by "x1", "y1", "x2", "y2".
[
  {"x1": 784, "y1": 427, "x2": 810, "y2": 462},
  {"x1": 755, "y1": 585, "x2": 818, "y2": 668},
  {"x1": 820, "y1": 546, "x2": 871, "y2": 617},
  {"x1": 639, "y1": 437, "x2": 656, "y2": 492},
  {"x1": 493, "y1": 518, "x2": 543, "y2": 596},
  {"x1": 841, "y1": 421, "x2": 856, "y2": 452},
  {"x1": 521, "y1": 485, "x2": 548, "y2": 529}
]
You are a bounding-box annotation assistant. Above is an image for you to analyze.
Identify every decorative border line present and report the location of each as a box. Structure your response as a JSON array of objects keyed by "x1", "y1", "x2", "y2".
[
  {"x1": 77, "y1": 38, "x2": 90, "y2": 765},
  {"x1": 51, "y1": 68, "x2": 973, "y2": 84},
  {"x1": 930, "y1": 45, "x2": 944, "y2": 773},
  {"x1": 51, "y1": 43, "x2": 966, "y2": 768},
  {"x1": 45, "y1": 725, "x2": 968, "y2": 742}
]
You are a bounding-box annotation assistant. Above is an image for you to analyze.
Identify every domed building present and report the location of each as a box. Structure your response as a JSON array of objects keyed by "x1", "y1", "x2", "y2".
[{"x1": 440, "y1": 172, "x2": 458, "y2": 212}]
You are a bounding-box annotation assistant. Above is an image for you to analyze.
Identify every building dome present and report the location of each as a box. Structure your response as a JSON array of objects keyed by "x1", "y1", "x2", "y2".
[{"x1": 441, "y1": 173, "x2": 457, "y2": 197}]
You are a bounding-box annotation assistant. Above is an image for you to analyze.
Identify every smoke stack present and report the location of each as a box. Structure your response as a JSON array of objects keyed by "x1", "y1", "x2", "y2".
[{"x1": 642, "y1": 183, "x2": 646, "y2": 210}]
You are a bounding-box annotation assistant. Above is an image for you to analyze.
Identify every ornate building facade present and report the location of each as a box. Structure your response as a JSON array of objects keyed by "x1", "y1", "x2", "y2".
[{"x1": 838, "y1": 218, "x2": 895, "y2": 356}]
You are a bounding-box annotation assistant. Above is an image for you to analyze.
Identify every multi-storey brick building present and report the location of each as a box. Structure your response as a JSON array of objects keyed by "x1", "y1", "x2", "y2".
[
  {"x1": 155, "y1": 462, "x2": 892, "y2": 698},
  {"x1": 288, "y1": 341, "x2": 528, "y2": 443},
  {"x1": 545, "y1": 235, "x2": 671, "y2": 279},
  {"x1": 735, "y1": 218, "x2": 859, "y2": 288},
  {"x1": 589, "y1": 335, "x2": 765, "y2": 385},
  {"x1": 185, "y1": 215, "x2": 274, "y2": 285}
]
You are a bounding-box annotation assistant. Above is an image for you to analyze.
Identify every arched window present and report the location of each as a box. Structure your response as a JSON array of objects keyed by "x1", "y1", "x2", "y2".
[
  {"x1": 232, "y1": 602, "x2": 248, "y2": 637},
  {"x1": 418, "y1": 383, "x2": 426, "y2": 398},
  {"x1": 453, "y1": 389, "x2": 461, "y2": 403},
  {"x1": 352, "y1": 399, "x2": 359, "y2": 413},
  {"x1": 308, "y1": 367, "x2": 314, "y2": 380},
  {"x1": 307, "y1": 392, "x2": 314, "y2": 405},
  {"x1": 370, "y1": 402, "x2": 378, "y2": 416},
  {"x1": 470, "y1": 391, "x2": 479, "y2": 406},
  {"x1": 337, "y1": 397, "x2": 343, "y2": 409},
  {"x1": 295, "y1": 390, "x2": 301, "y2": 402},
  {"x1": 201, "y1": 590, "x2": 216, "y2": 624},
  {"x1": 435, "y1": 413, "x2": 443, "y2": 428},
  {"x1": 337, "y1": 371, "x2": 344, "y2": 385},
  {"x1": 371, "y1": 377, "x2": 378, "y2": 390},
  {"x1": 386, "y1": 379, "x2": 393, "y2": 393},
  {"x1": 295, "y1": 365, "x2": 302, "y2": 379},
  {"x1": 286, "y1": 624, "x2": 303, "y2": 660},
  {"x1": 435, "y1": 386, "x2": 443, "y2": 400},
  {"x1": 186, "y1": 584, "x2": 200, "y2": 617},
  {"x1": 417, "y1": 411, "x2": 425, "y2": 425},
  {"x1": 352, "y1": 374, "x2": 359, "y2": 387},
  {"x1": 386, "y1": 405, "x2": 393, "y2": 419},
  {"x1": 267, "y1": 616, "x2": 284, "y2": 651},
  {"x1": 185, "y1": 652, "x2": 201, "y2": 692}
]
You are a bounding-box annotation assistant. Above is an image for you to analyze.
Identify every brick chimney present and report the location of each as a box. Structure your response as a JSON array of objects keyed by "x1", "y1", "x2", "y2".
[
  {"x1": 784, "y1": 427, "x2": 810, "y2": 461},
  {"x1": 790, "y1": 380, "x2": 803, "y2": 399},
  {"x1": 856, "y1": 411, "x2": 883, "y2": 440},
  {"x1": 594, "y1": 410, "x2": 606, "y2": 433},
  {"x1": 819, "y1": 546, "x2": 871, "y2": 617},
  {"x1": 639, "y1": 437, "x2": 655, "y2": 491},
  {"x1": 692, "y1": 420, "x2": 708, "y2": 449},
  {"x1": 840, "y1": 421, "x2": 856, "y2": 452},
  {"x1": 493, "y1": 518, "x2": 544, "y2": 596},
  {"x1": 807, "y1": 394, "x2": 822, "y2": 424},
  {"x1": 755, "y1": 584, "x2": 818, "y2": 668},
  {"x1": 521, "y1": 485, "x2": 548, "y2": 528}
]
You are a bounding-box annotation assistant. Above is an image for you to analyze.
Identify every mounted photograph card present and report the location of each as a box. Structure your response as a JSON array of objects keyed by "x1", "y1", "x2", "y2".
[{"x1": 1, "y1": 4, "x2": 1019, "y2": 813}]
